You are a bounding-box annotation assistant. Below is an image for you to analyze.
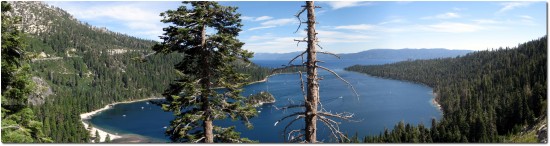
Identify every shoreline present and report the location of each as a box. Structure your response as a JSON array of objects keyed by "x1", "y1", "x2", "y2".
[
  {"x1": 80, "y1": 97, "x2": 163, "y2": 143},
  {"x1": 78, "y1": 72, "x2": 291, "y2": 143},
  {"x1": 432, "y1": 91, "x2": 443, "y2": 112},
  {"x1": 246, "y1": 72, "x2": 300, "y2": 85}
]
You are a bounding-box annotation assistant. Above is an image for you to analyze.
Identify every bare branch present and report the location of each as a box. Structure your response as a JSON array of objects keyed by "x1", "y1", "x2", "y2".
[
  {"x1": 316, "y1": 43, "x2": 324, "y2": 50},
  {"x1": 278, "y1": 112, "x2": 306, "y2": 122},
  {"x1": 288, "y1": 51, "x2": 307, "y2": 66},
  {"x1": 193, "y1": 137, "x2": 205, "y2": 143},
  {"x1": 317, "y1": 65, "x2": 360, "y2": 98},
  {"x1": 318, "y1": 116, "x2": 339, "y2": 141},
  {"x1": 272, "y1": 104, "x2": 305, "y2": 111},
  {"x1": 318, "y1": 116, "x2": 349, "y2": 142},
  {"x1": 318, "y1": 112, "x2": 356, "y2": 122},
  {"x1": 287, "y1": 129, "x2": 304, "y2": 142},
  {"x1": 294, "y1": 7, "x2": 307, "y2": 33},
  {"x1": 316, "y1": 51, "x2": 340, "y2": 59},
  {"x1": 293, "y1": 39, "x2": 307, "y2": 42},
  {"x1": 271, "y1": 65, "x2": 305, "y2": 75},
  {"x1": 289, "y1": 133, "x2": 305, "y2": 143}
]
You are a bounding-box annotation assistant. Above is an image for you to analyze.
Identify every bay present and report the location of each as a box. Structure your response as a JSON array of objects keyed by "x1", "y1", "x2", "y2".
[{"x1": 86, "y1": 59, "x2": 443, "y2": 143}]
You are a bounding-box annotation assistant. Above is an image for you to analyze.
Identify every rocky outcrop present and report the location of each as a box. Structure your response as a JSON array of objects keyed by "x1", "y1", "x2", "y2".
[
  {"x1": 247, "y1": 91, "x2": 276, "y2": 107},
  {"x1": 28, "y1": 77, "x2": 53, "y2": 106},
  {"x1": 538, "y1": 119, "x2": 548, "y2": 143}
]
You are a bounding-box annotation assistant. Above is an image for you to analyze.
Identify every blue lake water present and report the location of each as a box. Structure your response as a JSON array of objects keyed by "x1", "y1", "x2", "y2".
[{"x1": 86, "y1": 59, "x2": 443, "y2": 143}]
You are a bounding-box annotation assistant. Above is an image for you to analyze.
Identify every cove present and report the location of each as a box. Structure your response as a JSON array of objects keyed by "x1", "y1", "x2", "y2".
[{"x1": 86, "y1": 59, "x2": 443, "y2": 142}]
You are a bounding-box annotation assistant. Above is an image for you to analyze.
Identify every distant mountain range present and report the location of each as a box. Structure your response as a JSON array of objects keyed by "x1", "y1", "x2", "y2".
[{"x1": 252, "y1": 49, "x2": 473, "y2": 61}]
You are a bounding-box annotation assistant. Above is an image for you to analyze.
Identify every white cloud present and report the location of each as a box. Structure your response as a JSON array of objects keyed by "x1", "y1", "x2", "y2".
[
  {"x1": 261, "y1": 18, "x2": 295, "y2": 26},
  {"x1": 322, "y1": 1, "x2": 372, "y2": 10},
  {"x1": 498, "y1": 2, "x2": 533, "y2": 13},
  {"x1": 71, "y1": 6, "x2": 160, "y2": 22},
  {"x1": 422, "y1": 22, "x2": 483, "y2": 33},
  {"x1": 334, "y1": 24, "x2": 376, "y2": 31},
  {"x1": 242, "y1": 16, "x2": 274, "y2": 22},
  {"x1": 518, "y1": 15, "x2": 534, "y2": 20},
  {"x1": 242, "y1": 29, "x2": 374, "y2": 53},
  {"x1": 241, "y1": 16, "x2": 255, "y2": 21},
  {"x1": 243, "y1": 35, "x2": 302, "y2": 53},
  {"x1": 516, "y1": 15, "x2": 536, "y2": 26},
  {"x1": 248, "y1": 18, "x2": 296, "y2": 31},
  {"x1": 49, "y1": 2, "x2": 166, "y2": 40},
  {"x1": 316, "y1": 30, "x2": 374, "y2": 43},
  {"x1": 248, "y1": 26, "x2": 276, "y2": 31},
  {"x1": 473, "y1": 19, "x2": 501, "y2": 24},
  {"x1": 422, "y1": 12, "x2": 461, "y2": 19},
  {"x1": 379, "y1": 19, "x2": 405, "y2": 25},
  {"x1": 255, "y1": 16, "x2": 273, "y2": 21},
  {"x1": 452, "y1": 7, "x2": 466, "y2": 11}
]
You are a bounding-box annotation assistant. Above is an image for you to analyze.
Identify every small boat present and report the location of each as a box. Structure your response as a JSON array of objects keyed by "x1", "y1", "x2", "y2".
[
  {"x1": 146, "y1": 102, "x2": 150, "y2": 105},
  {"x1": 163, "y1": 126, "x2": 167, "y2": 129},
  {"x1": 258, "y1": 111, "x2": 262, "y2": 113},
  {"x1": 141, "y1": 107, "x2": 144, "y2": 109},
  {"x1": 339, "y1": 96, "x2": 343, "y2": 99},
  {"x1": 122, "y1": 115, "x2": 126, "y2": 117}
]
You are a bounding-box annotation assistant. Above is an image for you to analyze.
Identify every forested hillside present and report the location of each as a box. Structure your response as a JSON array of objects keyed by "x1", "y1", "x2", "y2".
[
  {"x1": 6, "y1": 1, "x2": 278, "y2": 142},
  {"x1": 345, "y1": 36, "x2": 547, "y2": 142}
]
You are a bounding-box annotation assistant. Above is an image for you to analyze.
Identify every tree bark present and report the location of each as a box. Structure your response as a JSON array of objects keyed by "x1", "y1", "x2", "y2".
[
  {"x1": 305, "y1": 1, "x2": 318, "y2": 143},
  {"x1": 200, "y1": 25, "x2": 214, "y2": 143}
]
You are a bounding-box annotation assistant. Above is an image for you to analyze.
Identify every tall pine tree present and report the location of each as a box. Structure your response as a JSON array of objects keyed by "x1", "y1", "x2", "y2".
[
  {"x1": 1, "y1": 1, "x2": 51, "y2": 143},
  {"x1": 152, "y1": 1, "x2": 257, "y2": 143}
]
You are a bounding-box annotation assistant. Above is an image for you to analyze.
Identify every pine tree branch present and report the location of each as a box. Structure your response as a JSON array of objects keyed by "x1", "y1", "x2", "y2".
[{"x1": 1, "y1": 125, "x2": 20, "y2": 130}]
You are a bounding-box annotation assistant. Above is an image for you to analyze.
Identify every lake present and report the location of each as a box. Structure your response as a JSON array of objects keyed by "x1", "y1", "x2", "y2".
[{"x1": 86, "y1": 59, "x2": 443, "y2": 143}]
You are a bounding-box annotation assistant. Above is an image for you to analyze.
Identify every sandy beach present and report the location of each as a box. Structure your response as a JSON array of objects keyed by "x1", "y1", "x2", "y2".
[{"x1": 80, "y1": 97, "x2": 163, "y2": 143}]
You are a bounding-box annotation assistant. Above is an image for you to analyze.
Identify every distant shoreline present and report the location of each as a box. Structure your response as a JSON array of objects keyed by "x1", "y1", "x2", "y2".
[{"x1": 79, "y1": 97, "x2": 163, "y2": 143}]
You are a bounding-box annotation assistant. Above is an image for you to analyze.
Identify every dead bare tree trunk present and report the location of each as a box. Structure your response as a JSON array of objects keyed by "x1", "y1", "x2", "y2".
[
  {"x1": 273, "y1": 1, "x2": 359, "y2": 143},
  {"x1": 200, "y1": 25, "x2": 214, "y2": 143},
  {"x1": 304, "y1": 1, "x2": 318, "y2": 143}
]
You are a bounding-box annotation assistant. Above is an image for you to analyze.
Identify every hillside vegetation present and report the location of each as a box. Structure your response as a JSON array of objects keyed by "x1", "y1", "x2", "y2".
[
  {"x1": 7, "y1": 1, "x2": 278, "y2": 142},
  {"x1": 346, "y1": 36, "x2": 547, "y2": 143}
]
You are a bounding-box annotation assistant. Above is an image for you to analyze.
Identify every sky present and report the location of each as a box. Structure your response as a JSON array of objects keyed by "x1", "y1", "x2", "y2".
[{"x1": 45, "y1": 1, "x2": 547, "y2": 53}]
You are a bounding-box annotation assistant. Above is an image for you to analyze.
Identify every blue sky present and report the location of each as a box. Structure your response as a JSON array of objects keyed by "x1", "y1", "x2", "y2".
[{"x1": 46, "y1": 1, "x2": 546, "y2": 53}]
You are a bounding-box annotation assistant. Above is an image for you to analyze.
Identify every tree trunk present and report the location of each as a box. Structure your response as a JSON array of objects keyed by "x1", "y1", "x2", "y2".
[
  {"x1": 200, "y1": 25, "x2": 214, "y2": 143},
  {"x1": 305, "y1": 1, "x2": 318, "y2": 143}
]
